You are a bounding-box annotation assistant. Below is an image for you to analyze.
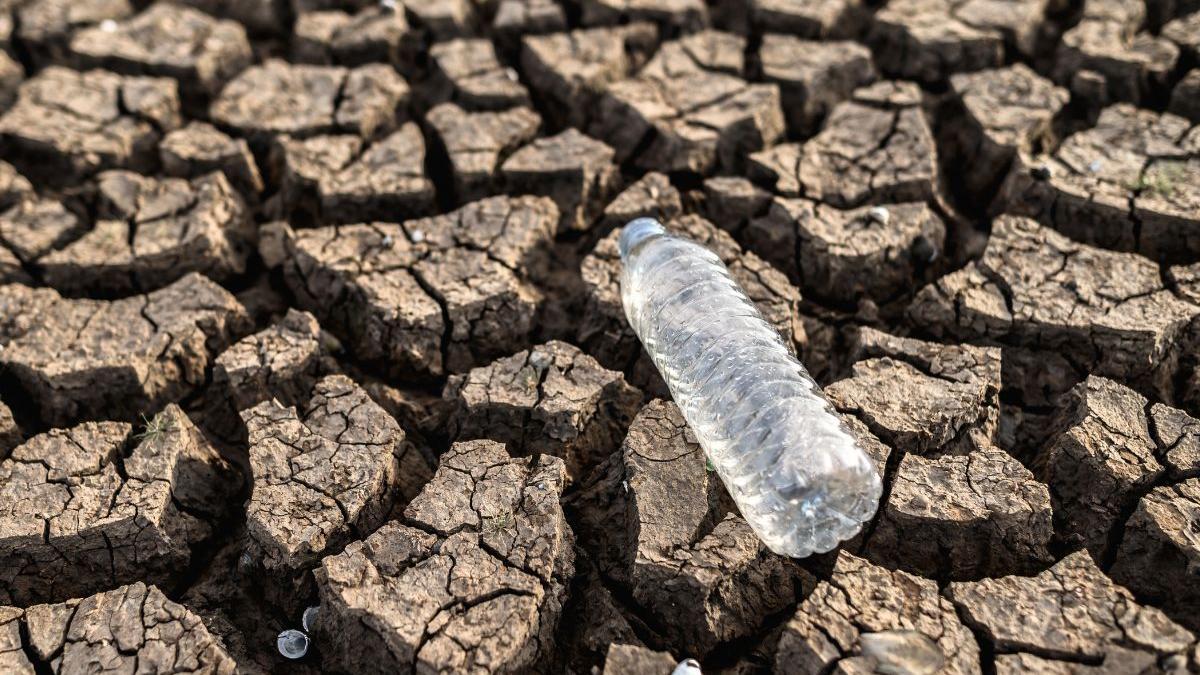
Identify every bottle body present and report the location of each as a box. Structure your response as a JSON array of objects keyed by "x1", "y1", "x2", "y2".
[{"x1": 619, "y1": 218, "x2": 882, "y2": 558}]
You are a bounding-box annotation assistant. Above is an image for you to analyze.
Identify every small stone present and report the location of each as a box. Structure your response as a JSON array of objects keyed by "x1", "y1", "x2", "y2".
[
  {"x1": 99, "y1": 19, "x2": 117, "y2": 32},
  {"x1": 672, "y1": 658, "x2": 702, "y2": 675},
  {"x1": 277, "y1": 629, "x2": 309, "y2": 659},
  {"x1": 860, "y1": 630, "x2": 945, "y2": 675},
  {"x1": 867, "y1": 205, "x2": 890, "y2": 225}
]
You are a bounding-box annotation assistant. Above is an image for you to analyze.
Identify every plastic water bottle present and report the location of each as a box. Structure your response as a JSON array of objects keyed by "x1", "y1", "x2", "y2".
[{"x1": 619, "y1": 218, "x2": 882, "y2": 558}]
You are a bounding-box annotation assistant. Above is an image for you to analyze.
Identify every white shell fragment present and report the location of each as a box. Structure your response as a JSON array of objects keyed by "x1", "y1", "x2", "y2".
[
  {"x1": 277, "y1": 629, "x2": 310, "y2": 660},
  {"x1": 302, "y1": 606, "x2": 319, "y2": 632},
  {"x1": 860, "y1": 629, "x2": 944, "y2": 675},
  {"x1": 672, "y1": 658, "x2": 702, "y2": 675},
  {"x1": 867, "y1": 206, "x2": 891, "y2": 226}
]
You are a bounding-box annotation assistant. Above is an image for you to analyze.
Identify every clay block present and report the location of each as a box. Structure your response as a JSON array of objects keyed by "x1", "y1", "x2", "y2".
[
  {"x1": 757, "y1": 34, "x2": 876, "y2": 135},
  {"x1": 160, "y1": 121, "x2": 264, "y2": 199},
  {"x1": 501, "y1": 128, "x2": 620, "y2": 233},
  {"x1": 426, "y1": 103, "x2": 541, "y2": 204},
  {"x1": 427, "y1": 38, "x2": 530, "y2": 110}
]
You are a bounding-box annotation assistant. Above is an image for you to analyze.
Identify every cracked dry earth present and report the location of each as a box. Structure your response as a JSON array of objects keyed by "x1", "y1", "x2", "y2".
[{"x1": 1, "y1": 1, "x2": 1200, "y2": 674}]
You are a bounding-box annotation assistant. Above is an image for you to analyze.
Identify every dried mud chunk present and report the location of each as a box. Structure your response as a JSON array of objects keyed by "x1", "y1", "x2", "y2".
[
  {"x1": 1162, "y1": 11, "x2": 1200, "y2": 61},
  {"x1": 998, "y1": 104, "x2": 1200, "y2": 262},
  {"x1": 1148, "y1": 402, "x2": 1200, "y2": 479},
  {"x1": 758, "y1": 34, "x2": 876, "y2": 136},
  {"x1": 0, "y1": 161, "x2": 32, "y2": 209},
  {"x1": 908, "y1": 215, "x2": 1200, "y2": 399},
  {"x1": 40, "y1": 170, "x2": 253, "y2": 294},
  {"x1": 241, "y1": 375, "x2": 430, "y2": 602},
  {"x1": 826, "y1": 328, "x2": 1001, "y2": 455},
  {"x1": 425, "y1": 103, "x2": 541, "y2": 203},
  {"x1": 744, "y1": 197, "x2": 945, "y2": 304},
  {"x1": 602, "y1": 644, "x2": 676, "y2": 675},
  {"x1": 580, "y1": 0, "x2": 707, "y2": 30},
  {"x1": 68, "y1": 3, "x2": 252, "y2": 105},
  {"x1": 868, "y1": 0, "x2": 1053, "y2": 83},
  {"x1": 749, "y1": 82, "x2": 937, "y2": 207},
  {"x1": 638, "y1": 29, "x2": 746, "y2": 81},
  {"x1": 1041, "y1": 376, "x2": 1164, "y2": 555},
  {"x1": 943, "y1": 64, "x2": 1069, "y2": 199},
  {"x1": 24, "y1": 582, "x2": 237, "y2": 673},
  {"x1": 1169, "y1": 69, "x2": 1200, "y2": 122},
  {"x1": 0, "y1": 607, "x2": 31, "y2": 673},
  {"x1": 578, "y1": 214, "x2": 803, "y2": 388},
  {"x1": 501, "y1": 128, "x2": 620, "y2": 233},
  {"x1": 160, "y1": 121, "x2": 264, "y2": 199},
  {"x1": 864, "y1": 445, "x2": 1053, "y2": 579},
  {"x1": 1054, "y1": 0, "x2": 1179, "y2": 107},
  {"x1": 401, "y1": 0, "x2": 477, "y2": 40},
  {"x1": 576, "y1": 399, "x2": 804, "y2": 656},
  {"x1": 494, "y1": 0, "x2": 566, "y2": 42},
  {"x1": 277, "y1": 195, "x2": 557, "y2": 377},
  {"x1": 776, "y1": 552, "x2": 981, "y2": 675},
  {"x1": 0, "y1": 51, "x2": 20, "y2": 110},
  {"x1": 278, "y1": 123, "x2": 434, "y2": 224},
  {"x1": 0, "y1": 246, "x2": 24, "y2": 284},
  {"x1": 0, "y1": 399, "x2": 18, "y2": 457},
  {"x1": 314, "y1": 439, "x2": 573, "y2": 675},
  {"x1": 701, "y1": 175, "x2": 771, "y2": 230},
  {"x1": 292, "y1": 6, "x2": 415, "y2": 67},
  {"x1": 0, "y1": 273, "x2": 250, "y2": 425},
  {"x1": 0, "y1": 67, "x2": 180, "y2": 184},
  {"x1": 601, "y1": 171, "x2": 682, "y2": 230},
  {"x1": 16, "y1": 0, "x2": 133, "y2": 68},
  {"x1": 444, "y1": 340, "x2": 642, "y2": 479},
  {"x1": 593, "y1": 69, "x2": 784, "y2": 175},
  {"x1": 210, "y1": 59, "x2": 408, "y2": 144},
  {"x1": 0, "y1": 407, "x2": 240, "y2": 605},
  {"x1": 520, "y1": 24, "x2": 659, "y2": 129},
  {"x1": 427, "y1": 38, "x2": 530, "y2": 111},
  {"x1": 0, "y1": 198, "x2": 82, "y2": 265},
  {"x1": 749, "y1": 0, "x2": 865, "y2": 38},
  {"x1": 214, "y1": 308, "x2": 325, "y2": 411},
  {"x1": 1109, "y1": 479, "x2": 1200, "y2": 632},
  {"x1": 946, "y1": 550, "x2": 1196, "y2": 666},
  {"x1": 177, "y1": 0, "x2": 287, "y2": 36}
]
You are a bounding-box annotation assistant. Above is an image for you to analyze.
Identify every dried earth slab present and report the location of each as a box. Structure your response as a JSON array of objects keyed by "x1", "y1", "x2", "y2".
[
  {"x1": 277, "y1": 122, "x2": 435, "y2": 225},
  {"x1": 12, "y1": 582, "x2": 238, "y2": 673},
  {"x1": 571, "y1": 399, "x2": 808, "y2": 657},
  {"x1": 67, "y1": 2, "x2": 253, "y2": 106},
  {"x1": 743, "y1": 197, "x2": 946, "y2": 305},
  {"x1": 0, "y1": 273, "x2": 249, "y2": 425},
  {"x1": 210, "y1": 59, "x2": 409, "y2": 146},
  {"x1": 16, "y1": 0, "x2": 134, "y2": 68},
  {"x1": 826, "y1": 327, "x2": 1001, "y2": 456},
  {"x1": 946, "y1": 550, "x2": 1197, "y2": 669},
  {"x1": 0, "y1": 399, "x2": 19, "y2": 457},
  {"x1": 400, "y1": 0, "x2": 478, "y2": 40},
  {"x1": 578, "y1": 214, "x2": 804, "y2": 390},
  {"x1": 273, "y1": 195, "x2": 557, "y2": 378},
  {"x1": 240, "y1": 374, "x2": 431, "y2": 609},
  {"x1": 579, "y1": 0, "x2": 707, "y2": 30},
  {"x1": 214, "y1": 308, "x2": 327, "y2": 412},
  {"x1": 0, "y1": 406, "x2": 240, "y2": 605},
  {"x1": 493, "y1": 0, "x2": 566, "y2": 51},
  {"x1": 314, "y1": 439, "x2": 573, "y2": 674},
  {"x1": 1109, "y1": 478, "x2": 1200, "y2": 632},
  {"x1": 0, "y1": 197, "x2": 83, "y2": 269},
  {"x1": 593, "y1": 64, "x2": 784, "y2": 175},
  {"x1": 1053, "y1": 0, "x2": 1179, "y2": 108},
  {"x1": 443, "y1": 340, "x2": 642, "y2": 480},
  {"x1": 863, "y1": 443, "x2": 1054, "y2": 580},
  {"x1": 520, "y1": 24, "x2": 659, "y2": 129},
  {"x1": 601, "y1": 645, "x2": 677, "y2": 675},
  {"x1": 757, "y1": 34, "x2": 876, "y2": 136},
  {"x1": 292, "y1": 6, "x2": 416, "y2": 67},
  {"x1": 425, "y1": 103, "x2": 541, "y2": 204},
  {"x1": 998, "y1": 104, "x2": 1200, "y2": 263},
  {"x1": 637, "y1": 29, "x2": 746, "y2": 81},
  {"x1": 1170, "y1": 69, "x2": 1200, "y2": 123},
  {"x1": 159, "y1": 121, "x2": 264, "y2": 199},
  {"x1": 941, "y1": 64, "x2": 1070, "y2": 200},
  {"x1": 600, "y1": 171, "x2": 682, "y2": 231},
  {"x1": 426, "y1": 38, "x2": 530, "y2": 111},
  {"x1": 908, "y1": 215, "x2": 1200, "y2": 400},
  {"x1": 748, "y1": 0, "x2": 866, "y2": 38},
  {"x1": 749, "y1": 81, "x2": 938, "y2": 208},
  {"x1": 39, "y1": 170, "x2": 254, "y2": 294},
  {"x1": 0, "y1": 67, "x2": 180, "y2": 184},
  {"x1": 501, "y1": 128, "x2": 620, "y2": 233},
  {"x1": 775, "y1": 551, "x2": 981, "y2": 675}
]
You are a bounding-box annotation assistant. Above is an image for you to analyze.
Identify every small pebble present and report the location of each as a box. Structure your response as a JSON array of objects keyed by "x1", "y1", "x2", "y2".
[
  {"x1": 302, "y1": 606, "x2": 319, "y2": 632},
  {"x1": 277, "y1": 629, "x2": 309, "y2": 660},
  {"x1": 380, "y1": 0, "x2": 397, "y2": 10},
  {"x1": 505, "y1": 67, "x2": 520, "y2": 82},
  {"x1": 867, "y1": 206, "x2": 890, "y2": 226},
  {"x1": 410, "y1": 228, "x2": 425, "y2": 243},
  {"x1": 99, "y1": 19, "x2": 118, "y2": 32},
  {"x1": 1088, "y1": 159, "x2": 1103, "y2": 173},
  {"x1": 381, "y1": 234, "x2": 394, "y2": 248},
  {"x1": 529, "y1": 350, "x2": 551, "y2": 370},
  {"x1": 672, "y1": 658, "x2": 702, "y2": 675}
]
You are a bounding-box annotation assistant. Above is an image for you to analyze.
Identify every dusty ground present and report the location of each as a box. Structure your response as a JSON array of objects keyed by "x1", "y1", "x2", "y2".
[{"x1": 0, "y1": 0, "x2": 1198, "y2": 673}]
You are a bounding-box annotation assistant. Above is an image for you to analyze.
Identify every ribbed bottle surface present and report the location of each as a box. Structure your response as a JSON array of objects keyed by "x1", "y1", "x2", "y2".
[{"x1": 619, "y1": 218, "x2": 882, "y2": 558}]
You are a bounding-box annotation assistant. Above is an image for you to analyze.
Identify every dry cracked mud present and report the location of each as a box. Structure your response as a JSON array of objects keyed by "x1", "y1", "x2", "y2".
[{"x1": 0, "y1": 1, "x2": 1198, "y2": 673}]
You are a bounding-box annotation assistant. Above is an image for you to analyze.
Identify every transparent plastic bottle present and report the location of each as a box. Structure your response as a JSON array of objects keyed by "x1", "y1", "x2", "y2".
[{"x1": 619, "y1": 218, "x2": 882, "y2": 558}]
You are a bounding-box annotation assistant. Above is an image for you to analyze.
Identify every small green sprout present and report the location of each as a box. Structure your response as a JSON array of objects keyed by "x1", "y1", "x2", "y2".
[
  {"x1": 1129, "y1": 162, "x2": 1187, "y2": 198},
  {"x1": 135, "y1": 411, "x2": 175, "y2": 444},
  {"x1": 483, "y1": 510, "x2": 512, "y2": 533}
]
